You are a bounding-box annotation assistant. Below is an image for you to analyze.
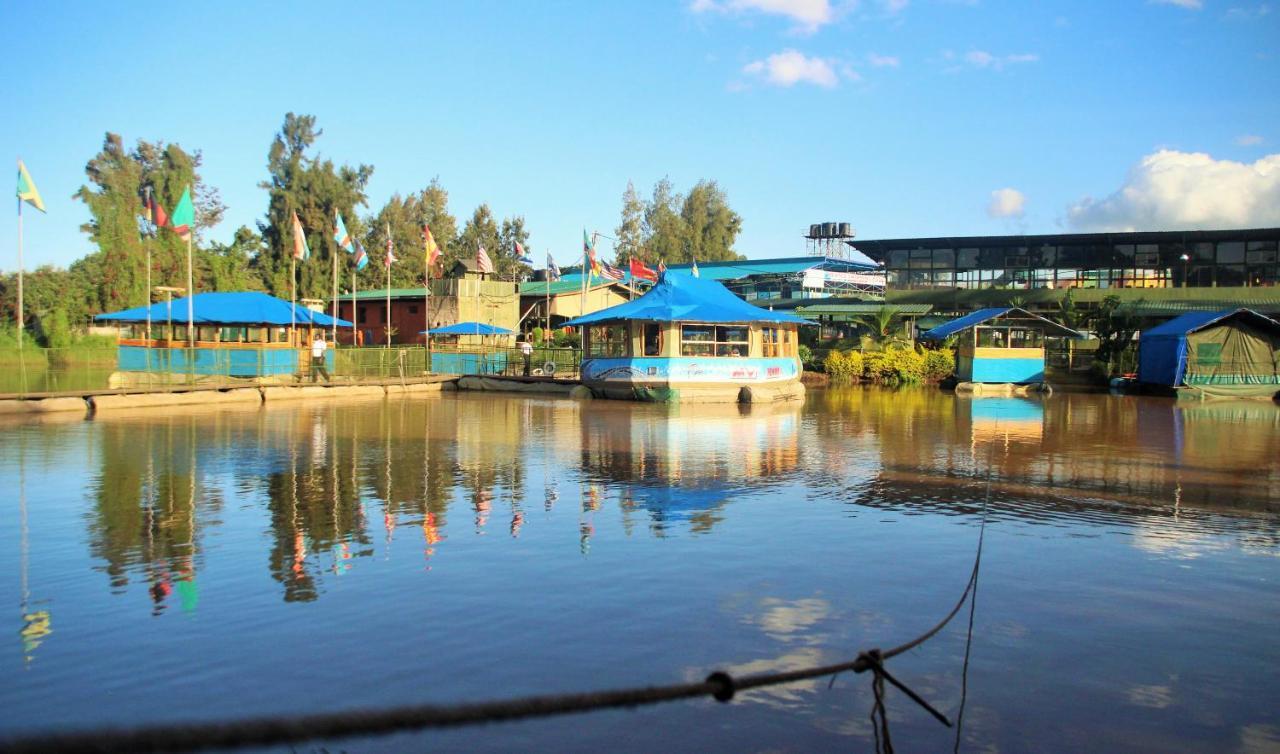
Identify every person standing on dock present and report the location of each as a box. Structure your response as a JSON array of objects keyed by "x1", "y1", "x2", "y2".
[
  {"x1": 521, "y1": 338, "x2": 533, "y2": 377},
  {"x1": 311, "y1": 335, "x2": 332, "y2": 383}
]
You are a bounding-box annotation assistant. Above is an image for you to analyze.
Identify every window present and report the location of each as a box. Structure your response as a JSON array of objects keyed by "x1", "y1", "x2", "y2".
[
  {"x1": 642, "y1": 323, "x2": 662, "y2": 356},
  {"x1": 762, "y1": 327, "x2": 786, "y2": 357},
  {"x1": 1218, "y1": 242, "x2": 1245, "y2": 264},
  {"x1": 357, "y1": 306, "x2": 367, "y2": 324},
  {"x1": 681, "y1": 325, "x2": 749, "y2": 357},
  {"x1": 589, "y1": 325, "x2": 628, "y2": 357}
]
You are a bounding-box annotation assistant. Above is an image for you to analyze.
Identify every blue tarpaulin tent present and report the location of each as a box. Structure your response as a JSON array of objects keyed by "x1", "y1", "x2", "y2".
[
  {"x1": 96, "y1": 292, "x2": 352, "y2": 327},
  {"x1": 423, "y1": 322, "x2": 515, "y2": 336},
  {"x1": 1137, "y1": 308, "x2": 1280, "y2": 391},
  {"x1": 564, "y1": 272, "x2": 811, "y2": 327}
]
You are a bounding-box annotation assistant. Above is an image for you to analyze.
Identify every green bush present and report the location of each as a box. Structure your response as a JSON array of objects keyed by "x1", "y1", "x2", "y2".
[
  {"x1": 823, "y1": 349, "x2": 864, "y2": 382},
  {"x1": 42, "y1": 309, "x2": 73, "y2": 350},
  {"x1": 531, "y1": 326, "x2": 545, "y2": 344},
  {"x1": 923, "y1": 349, "x2": 955, "y2": 381},
  {"x1": 859, "y1": 345, "x2": 926, "y2": 385},
  {"x1": 798, "y1": 344, "x2": 813, "y2": 369}
]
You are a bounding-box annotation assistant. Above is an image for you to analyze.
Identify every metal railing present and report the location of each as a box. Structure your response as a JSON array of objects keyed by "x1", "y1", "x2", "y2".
[{"x1": 0, "y1": 345, "x2": 584, "y2": 398}]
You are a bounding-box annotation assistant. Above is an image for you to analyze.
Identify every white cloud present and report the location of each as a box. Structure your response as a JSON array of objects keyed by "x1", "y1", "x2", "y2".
[
  {"x1": 880, "y1": 0, "x2": 909, "y2": 13},
  {"x1": 1066, "y1": 149, "x2": 1280, "y2": 232},
  {"x1": 964, "y1": 49, "x2": 1039, "y2": 70},
  {"x1": 690, "y1": 0, "x2": 834, "y2": 33},
  {"x1": 1225, "y1": 3, "x2": 1272, "y2": 19},
  {"x1": 867, "y1": 52, "x2": 900, "y2": 67},
  {"x1": 1151, "y1": 0, "x2": 1203, "y2": 8},
  {"x1": 742, "y1": 49, "x2": 840, "y2": 87},
  {"x1": 988, "y1": 188, "x2": 1027, "y2": 218},
  {"x1": 1237, "y1": 134, "x2": 1265, "y2": 146}
]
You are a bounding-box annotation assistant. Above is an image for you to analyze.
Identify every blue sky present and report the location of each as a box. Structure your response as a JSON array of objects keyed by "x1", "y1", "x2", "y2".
[{"x1": 4, "y1": 0, "x2": 1278, "y2": 271}]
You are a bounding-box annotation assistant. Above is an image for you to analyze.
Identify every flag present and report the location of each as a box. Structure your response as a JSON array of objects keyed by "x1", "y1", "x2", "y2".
[
  {"x1": 352, "y1": 238, "x2": 369, "y2": 270},
  {"x1": 514, "y1": 241, "x2": 533, "y2": 265},
  {"x1": 144, "y1": 192, "x2": 169, "y2": 228},
  {"x1": 16, "y1": 161, "x2": 45, "y2": 213},
  {"x1": 600, "y1": 261, "x2": 624, "y2": 281},
  {"x1": 628, "y1": 257, "x2": 657, "y2": 282},
  {"x1": 170, "y1": 186, "x2": 195, "y2": 241},
  {"x1": 384, "y1": 223, "x2": 396, "y2": 268},
  {"x1": 422, "y1": 224, "x2": 442, "y2": 269},
  {"x1": 546, "y1": 253, "x2": 561, "y2": 281},
  {"x1": 291, "y1": 211, "x2": 310, "y2": 260},
  {"x1": 334, "y1": 211, "x2": 353, "y2": 253},
  {"x1": 583, "y1": 229, "x2": 602, "y2": 278},
  {"x1": 691, "y1": 259, "x2": 700, "y2": 278},
  {"x1": 477, "y1": 244, "x2": 494, "y2": 274}
]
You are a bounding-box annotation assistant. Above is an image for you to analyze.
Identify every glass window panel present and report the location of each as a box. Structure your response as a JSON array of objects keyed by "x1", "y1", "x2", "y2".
[
  {"x1": 932, "y1": 249, "x2": 955, "y2": 268},
  {"x1": 956, "y1": 248, "x2": 979, "y2": 269},
  {"x1": 1193, "y1": 242, "x2": 1215, "y2": 261},
  {"x1": 1218, "y1": 242, "x2": 1245, "y2": 264},
  {"x1": 887, "y1": 250, "x2": 908, "y2": 268},
  {"x1": 1217, "y1": 265, "x2": 1246, "y2": 286}
]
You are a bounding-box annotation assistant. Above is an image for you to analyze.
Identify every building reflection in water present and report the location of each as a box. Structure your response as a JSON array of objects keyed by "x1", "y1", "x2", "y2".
[{"x1": 577, "y1": 401, "x2": 802, "y2": 538}]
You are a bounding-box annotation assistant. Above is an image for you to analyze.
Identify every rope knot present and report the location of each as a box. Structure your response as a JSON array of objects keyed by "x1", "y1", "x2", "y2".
[
  {"x1": 856, "y1": 649, "x2": 884, "y2": 675},
  {"x1": 705, "y1": 671, "x2": 736, "y2": 703}
]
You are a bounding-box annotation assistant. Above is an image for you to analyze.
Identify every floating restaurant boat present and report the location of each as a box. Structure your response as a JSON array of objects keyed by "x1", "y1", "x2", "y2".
[
  {"x1": 95, "y1": 292, "x2": 352, "y2": 381},
  {"x1": 563, "y1": 273, "x2": 812, "y2": 403}
]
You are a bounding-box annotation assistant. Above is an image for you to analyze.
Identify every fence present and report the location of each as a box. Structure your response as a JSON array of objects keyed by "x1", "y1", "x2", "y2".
[{"x1": 0, "y1": 345, "x2": 583, "y2": 398}]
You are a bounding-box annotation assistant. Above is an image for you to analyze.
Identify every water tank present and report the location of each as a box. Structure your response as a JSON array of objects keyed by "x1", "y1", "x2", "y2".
[
  {"x1": 822, "y1": 222, "x2": 835, "y2": 237},
  {"x1": 809, "y1": 224, "x2": 821, "y2": 238},
  {"x1": 839, "y1": 222, "x2": 853, "y2": 238}
]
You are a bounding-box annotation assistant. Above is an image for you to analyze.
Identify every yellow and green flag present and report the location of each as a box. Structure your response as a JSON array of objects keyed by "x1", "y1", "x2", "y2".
[{"x1": 17, "y1": 160, "x2": 45, "y2": 213}]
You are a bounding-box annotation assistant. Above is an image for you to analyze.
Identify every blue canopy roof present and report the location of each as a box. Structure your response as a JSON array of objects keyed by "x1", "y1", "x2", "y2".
[
  {"x1": 95, "y1": 292, "x2": 352, "y2": 327},
  {"x1": 424, "y1": 322, "x2": 515, "y2": 336},
  {"x1": 920, "y1": 307, "x2": 1082, "y2": 340},
  {"x1": 563, "y1": 273, "x2": 812, "y2": 327}
]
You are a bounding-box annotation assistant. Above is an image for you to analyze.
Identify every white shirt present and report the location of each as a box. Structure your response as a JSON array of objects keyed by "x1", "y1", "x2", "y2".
[
  {"x1": 521, "y1": 342, "x2": 533, "y2": 356},
  {"x1": 311, "y1": 339, "x2": 327, "y2": 358}
]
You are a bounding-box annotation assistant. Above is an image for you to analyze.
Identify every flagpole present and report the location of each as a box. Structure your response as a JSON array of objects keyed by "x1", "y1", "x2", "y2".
[
  {"x1": 385, "y1": 261, "x2": 391, "y2": 349},
  {"x1": 143, "y1": 187, "x2": 153, "y2": 344},
  {"x1": 422, "y1": 228, "x2": 430, "y2": 350},
  {"x1": 352, "y1": 266, "x2": 357, "y2": 347},
  {"x1": 16, "y1": 191, "x2": 23, "y2": 351},
  {"x1": 290, "y1": 254, "x2": 296, "y2": 346},
  {"x1": 185, "y1": 234, "x2": 194, "y2": 347},
  {"x1": 331, "y1": 229, "x2": 338, "y2": 348}
]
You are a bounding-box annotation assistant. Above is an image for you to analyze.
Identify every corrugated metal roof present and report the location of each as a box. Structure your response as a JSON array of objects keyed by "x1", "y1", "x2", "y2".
[
  {"x1": 796, "y1": 304, "x2": 933, "y2": 315},
  {"x1": 920, "y1": 307, "x2": 1083, "y2": 340},
  {"x1": 516, "y1": 280, "x2": 632, "y2": 296}
]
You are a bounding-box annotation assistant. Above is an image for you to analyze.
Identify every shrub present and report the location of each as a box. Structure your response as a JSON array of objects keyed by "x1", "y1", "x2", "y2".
[
  {"x1": 823, "y1": 349, "x2": 864, "y2": 382},
  {"x1": 923, "y1": 348, "x2": 955, "y2": 381},
  {"x1": 41, "y1": 308, "x2": 73, "y2": 350},
  {"x1": 798, "y1": 344, "x2": 813, "y2": 369},
  {"x1": 531, "y1": 326, "x2": 545, "y2": 344},
  {"x1": 860, "y1": 345, "x2": 925, "y2": 385}
]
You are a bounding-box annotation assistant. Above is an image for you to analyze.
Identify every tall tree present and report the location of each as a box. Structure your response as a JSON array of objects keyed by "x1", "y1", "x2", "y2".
[
  {"x1": 613, "y1": 181, "x2": 645, "y2": 264},
  {"x1": 453, "y1": 205, "x2": 503, "y2": 277},
  {"x1": 74, "y1": 133, "x2": 225, "y2": 313},
  {"x1": 643, "y1": 178, "x2": 688, "y2": 263},
  {"x1": 498, "y1": 216, "x2": 532, "y2": 280},
  {"x1": 681, "y1": 180, "x2": 743, "y2": 262},
  {"x1": 255, "y1": 113, "x2": 373, "y2": 299}
]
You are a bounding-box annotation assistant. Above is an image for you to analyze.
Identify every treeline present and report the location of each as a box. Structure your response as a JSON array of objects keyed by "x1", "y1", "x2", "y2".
[{"x1": 0, "y1": 113, "x2": 744, "y2": 331}]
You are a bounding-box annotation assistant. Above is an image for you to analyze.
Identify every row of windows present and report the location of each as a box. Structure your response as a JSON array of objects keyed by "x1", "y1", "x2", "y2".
[
  {"x1": 126, "y1": 325, "x2": 295, "y2": 343},
  {"x1": 889, "y1": 264, "x2": 1280, "y2": 290},
  {"x1": 884, "y1": 241, "x2": 1280, "y2": 271},
  {"x1": 586, "y1": 325, "x2": 793, "y2": 358}
]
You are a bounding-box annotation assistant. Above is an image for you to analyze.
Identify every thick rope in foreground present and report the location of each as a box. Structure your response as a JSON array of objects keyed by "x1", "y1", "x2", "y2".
[{"x1": 1, "y1": 483, "x2": 993, "y2": 754}]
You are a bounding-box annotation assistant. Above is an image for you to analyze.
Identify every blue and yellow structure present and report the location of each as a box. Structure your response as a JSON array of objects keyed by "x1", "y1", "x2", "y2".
[{"x1": 920, "y1": 307, "x2": 1083, "y2": 385}]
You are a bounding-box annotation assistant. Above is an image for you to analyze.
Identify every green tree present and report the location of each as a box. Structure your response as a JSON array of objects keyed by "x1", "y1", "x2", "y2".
[
  {"x1": 499, "y1": 216, "x2": 532, "y2": 280},
  {"x1": 613, "y1": 181, "x2": 645, "y2": 264},
  {"x1": 200, "y1": 226, "x2": 263, "y2": 293},
  {"x1": 852, "y1": 306, "x2": 906, "y2": 345},
  {"x1": 680, "y1": 180, "x2": 743, "y2": 262},
  {"x1": 255, "y1": 113, "x2": 373, "y2": 300},
  {"x1": 643, "y1": 178, "x2": 688, "y2": 263},
  {"x1": 452, "y1": 204, "x2": 503, "y2": 277},
  {"x1": 75, "y1": 133, "x2": 225, "y2": 314}
]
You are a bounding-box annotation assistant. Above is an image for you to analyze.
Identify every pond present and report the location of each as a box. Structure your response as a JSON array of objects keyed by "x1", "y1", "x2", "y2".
[{"x1": 1, "y1": 389, "x2": 1278, "y2": 752}]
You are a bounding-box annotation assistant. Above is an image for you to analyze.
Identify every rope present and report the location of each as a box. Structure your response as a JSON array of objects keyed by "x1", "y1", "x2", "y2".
[{"x1": 0, "y1": 468, "x2": 995, "y2": 754}]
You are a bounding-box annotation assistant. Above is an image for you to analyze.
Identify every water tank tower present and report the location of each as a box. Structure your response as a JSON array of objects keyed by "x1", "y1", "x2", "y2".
[{"x1": 804, "y1": 221, "x2": 856, "y2": 258}]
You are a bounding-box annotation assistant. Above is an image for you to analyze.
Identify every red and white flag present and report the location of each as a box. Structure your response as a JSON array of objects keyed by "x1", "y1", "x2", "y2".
[
  {"x1": 384, "y1": 223, "x2": 396, "y2": 268},
  {"x1": 477, "y1": 244, "x2": 494, "y2": 274}
]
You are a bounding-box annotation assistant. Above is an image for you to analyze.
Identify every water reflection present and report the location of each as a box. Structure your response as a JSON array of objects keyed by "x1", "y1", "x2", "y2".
[{"x1": 3, "y1": 388, "x2": 1279, "y2": 752}]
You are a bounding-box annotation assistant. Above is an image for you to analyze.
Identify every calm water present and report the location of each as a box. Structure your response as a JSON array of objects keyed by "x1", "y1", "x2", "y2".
[{"x1": 2, "y1": 389, "x2": 1279, "y2": 752}]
